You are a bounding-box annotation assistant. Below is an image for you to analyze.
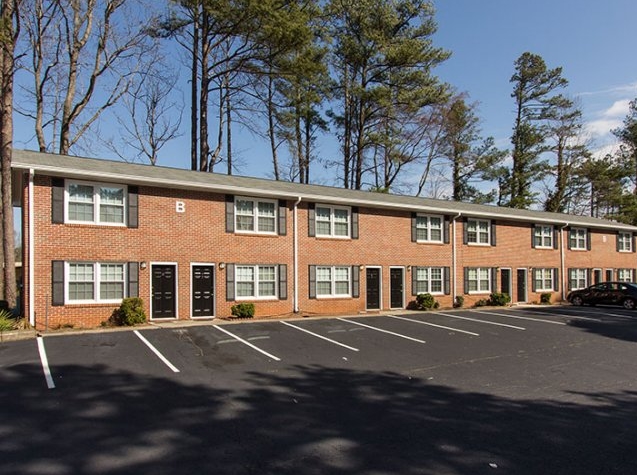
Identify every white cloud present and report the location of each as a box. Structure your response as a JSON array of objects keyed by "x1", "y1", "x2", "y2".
[
  {"x1": 584, "y1": 98, "x2": 633, "y2": 140},
  {"x1": 578, "y1": 81, "x2": 637, "y2": 97},
  {"x1": 603, "y1": 99, "x2": 631, "y2": 118}
]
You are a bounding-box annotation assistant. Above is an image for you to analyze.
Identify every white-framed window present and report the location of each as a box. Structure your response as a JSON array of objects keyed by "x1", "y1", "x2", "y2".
[
  {"x1": 315, "y1": 205, "x2": 350, "y2": 238},
  {"x1": 534, "y1": 268, "x2": 554, "y2": 291},
  {"x1": 467, "y1": 267, "x2": 491, "y2": 293},
  {"x1": 618, "y1": 232, "x2": 633, "y2": 252},
  {"x1": 467, "y1": 219, "x2": 490, "y2": 245},
  {"x1": 569, "y1": 268, "x2": 588, "y2": 290},
  {"x1": 235, "y1": 197, "x2": 277, "y2": 234},
  {"x1": 618, "y1": 269, "x2": 634, "y2": 282},
  {"x1": 235, "y1": 265, "x2": 277, "y2": 299},
  {"x1": 569, "y1": 228, "x2": 587, "y2": 250},
  {"x1": 534, "y1": 226, "x2": 554, "y2": 248},
  {"x1": 414, "y1": 267, "x2": 443, "y2": 294},
  {"x1": 67, "y1": 262, "x2": 125, "y2": 303},
  {"x1": 316, "y1": 266, "x2": 351, "y2": 297},
  {"x1": 415, "y1": 215, "x2": 443, "y2": 243},
  {"x1": 66, "y1": 181, "x2": 126, "y2": 225}
]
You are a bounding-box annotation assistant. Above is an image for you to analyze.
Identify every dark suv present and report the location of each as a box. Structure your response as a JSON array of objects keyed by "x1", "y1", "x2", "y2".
[{"x1": 567, "y1": 282, "x2": 637, "y2": 310}]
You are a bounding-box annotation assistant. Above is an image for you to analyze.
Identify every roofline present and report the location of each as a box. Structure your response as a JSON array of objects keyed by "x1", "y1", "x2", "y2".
[{"x1": 11, "y1": 150, "x2": 637, "y2": 232}]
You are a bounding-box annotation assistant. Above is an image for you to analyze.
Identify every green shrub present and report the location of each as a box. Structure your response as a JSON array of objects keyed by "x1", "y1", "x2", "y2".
[
  {"x1": 110, "y1": 298, "x2": 147, "y2": 326},
  {"x1": 488, "y1": 292, "x2": 511, "y2": 306},
  {"x1": 231, "y1": 302, "x2": 255, "y2": 318},
  {"x1": 540, "y1": 292, "x2": 552, "y2": 304},
  {"x1": 474, "y1": 298, "x2": 489, "y2": 307},
  {"x1": 415, "y1": 293, "x2": 439, "y2": 310},
  {"x1": 0, "y1": 309, "x2": 16, "y2": 332},
  {"x1": 454, "y1": 295, "x2": 464, "y2": 308}
]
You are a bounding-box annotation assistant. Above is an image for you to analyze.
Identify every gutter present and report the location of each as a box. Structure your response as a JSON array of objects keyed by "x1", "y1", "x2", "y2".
[
  {"x1": 560, "y1": 222, "x2": 569, "y2": 301},
  {"x1": 451, "y1": 212, "x2": 462, "y2": 304},
  {"x1": 28, "y1": 170, "x2": 35, "y2": 326},
  {"x1": 293, "y1": 197, "x2": 302, "y2": 313}
]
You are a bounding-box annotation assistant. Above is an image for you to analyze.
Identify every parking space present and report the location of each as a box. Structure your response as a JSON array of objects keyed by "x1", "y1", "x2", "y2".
[{"x1": 3, "y1": 305, "x2": 637, "y2": 474}]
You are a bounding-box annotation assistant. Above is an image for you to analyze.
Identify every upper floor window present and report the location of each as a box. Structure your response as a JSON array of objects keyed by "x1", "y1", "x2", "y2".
[
  {"x1": 533, "y1": 225, "x2": 554, "y2": 249},
  {"x1": 569, "y1": 228, "x2": 588, "y2": 250},
  {"x1": 67, "y1": 181, "x2": 126, "y2": 225},
  {"x1": 235, "y1": 197, "x2": 277, "y2": 234},
  {"x1": 617, "y1": 232, "x2": 633, "y2": 252},
  {"x1": 466, "y1": 219, "x2": 491, "y2": 245},
  {"x1": 68, "y1": 262, "x2": 125, "y2": 303},
  {"x1": 315, "y1": 205, "x2": 350, "y2": 238},
  {"x1": 415, "y1": 215, "x2": 443, "y2": 243}
]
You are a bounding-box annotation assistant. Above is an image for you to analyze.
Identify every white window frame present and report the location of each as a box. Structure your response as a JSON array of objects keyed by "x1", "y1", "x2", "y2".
[
  {"x1": 315, "y1": 205, "x2": 351, "y2": 239},
  {"x1": 234, "y1": 265, "x2": 278, "y2": 300},
  {"x1": 569, "y1": 268, "x2": 588, "y2": 290},
  {"x1": 316, "y1": 266, "x2": 351, "y2": 298},
  {"x1": 467, "y1": 219, "x2": 490, "y2": 245},
  {"x1": 534, "y1": 226, "x2": 554, "y2": 249},
  {"x1": 234, "y1": 197, "x2": 278, "y2": 235},
  {"x1": 415, "y1": 215, "x2": 443, "y2": 243},
  {"x1": 534, "y1": 268, "x2": 554, "y2": 292},
  {"x1": 414, "y1": 267, "x2": 444, "y2": 295},
  {"x1": 618, "y1": 232, "x2": 633, "y2": 252},
  {"x1": 569, "y1": 227, "x2": 587, "y2": 250},
  {"x1": 467, "y1": 267, "x2": 491, "y2": 294},
  {"x1": 618, "y1": 268, "x2": 634, "y2": 282},
  {"x1": 66, "y1": 180, "x2": 127, "y2": 226},
  {"x1": 66, "y1": 262, "x2": 126, "y2": 304}
]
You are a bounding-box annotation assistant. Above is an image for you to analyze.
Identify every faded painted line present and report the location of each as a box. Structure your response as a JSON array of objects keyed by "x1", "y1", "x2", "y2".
[
  {"x1": 134, "y1": 330, "x2": 180, "y2": 373},
  {"x1": 387, "y1": 314, "x2": 480, "y2": 336},
  {"x1": 529, "y1": 308, "x2": 603, "y2": 321},
  {"x1": 431, "y1": 312, "x2": 526, "y2": 330},
  {"x1": 36, "y1": 337, "x2": 55, "y2": 389},
  {"x1": 468, "y1": 310, "x2": 566, "y2": 325},
  {"x1": 337, "y1": 318, "x2": 426, "y2": 343},
  {"x1": 213, "y1": 325, "x2": 281, "y2": 361},
  {"x1": 281, "y1": 321, "x2": 359, "y2": 351}
]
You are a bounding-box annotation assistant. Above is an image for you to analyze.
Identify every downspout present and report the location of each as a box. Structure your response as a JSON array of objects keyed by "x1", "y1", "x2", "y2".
[
  {"x1": 293, "y1": 197, "x2": 302, "y2": 313},
  {"x1": 451, "y1": 212, "x2": 462, "y2": 305},
  {"x1": 560, "y1": 223, "x2": 569, "y2": 301},
  {"x1": 28, "y1": 169, "x2": 35, "y2": 326}
]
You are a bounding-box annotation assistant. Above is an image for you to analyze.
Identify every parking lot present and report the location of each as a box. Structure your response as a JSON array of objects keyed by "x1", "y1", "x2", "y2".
[{"x1": 2, "y1": 305, "x2": 637, "y2": 474}]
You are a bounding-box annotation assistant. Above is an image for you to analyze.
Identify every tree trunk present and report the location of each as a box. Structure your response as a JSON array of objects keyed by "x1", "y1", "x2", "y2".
[{"x1": 190, "y1": 5, "x2": 199, "y2": 170}]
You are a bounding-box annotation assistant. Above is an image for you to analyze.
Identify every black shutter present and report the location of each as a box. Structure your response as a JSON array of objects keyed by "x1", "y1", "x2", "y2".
[
  {"x1": 411, "y1": 213, "x2": 418, "y2": 242},
  {"x1": 127, "y1": 262, "x2": 139, "y2": 297},
  {"x1": 278, "y1": 200, "x2": 287, "y2": 236},
  {"x1": 567, "y1": 228, "x2": 572, "y2": 249},
  {"x1": 490, "y1": 221, "x2": 497, "y2": 246},
  {"x1": 351, "y1": 207, "x2": 359, "y2": 239},
  {"x1": 463, "y1": 218, "x2": 468, "y2": 245},
  {"x1": 586, "y1": 229, "x2": 591, "y2": 250},
  {"x1": 279, "y1": 264, "x2": 287, "y2": 300},
  {"x1": 225, "y1": 264, "x2": 235, "y2": 301},
  {"x1": 567, "y1": 268, "x2": 573, "y2": 290},
  {"x1": 51, "y1": 178, "x2": 65, "y2": 224},
  {"x1": 553, "y1": 268, "x2": 559, "y2": 291},
  {"x1": 308, "y1": 203, "x2": 316, "y2": 237},
  {"x1": 531, "y1": 269, "x2": 537, "y2": 292},
  {"x1": 309, "y1": 265, "x2": 317, "y2": 299},
  {"x1": 443, "y1": 217, "x2": 450, "y2": 244},
  {"x1": 531, "y1": 225, "x2": 537, "y2": 248},
  {"x1": 444, "y1": 267, "x2": 451, "y2": 295},
  {"x1": 127, "y1": 186, "x2": 139, "y2": 228},
  {"x1": 225, "y1": 195, "x2": 234, "y2": 233},
  {"x1": 52, "y1": 260, "x2": 65, "y2": 306},
  {"x1": 553, "y1": 226, "x2": 559, "y2": 249},
  {"x1": 633, "y1": 234, "x2": 636, "y2": 253},
  {"x1": 616, "y1": 233, "x2": 621, "y2": 252},
  {"x1": 463, "y1": 267, "x2": 469, "y2": 294},
  {"x1": 412, "y1": 267, "x2": 419, "y2": 296},
  {"x1": 351, "y1": 266, "x2": 360, "y2": 298},
  {"x1": 491, "y1": 267, "x2": 497, "y2": 292}
]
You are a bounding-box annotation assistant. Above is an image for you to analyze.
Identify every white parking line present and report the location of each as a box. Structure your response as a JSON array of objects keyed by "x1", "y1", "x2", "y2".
[
  {"x1": 281, "y1": 321, "x2": 359, "y2": 351},
  {"x1": 134, "y1": 330, "x2": 180, "y2": 373},
  {"x1": 387, "y1": 314, "x2": 480, "y2": 336},
  {"x1": 213, "y1": 325, "x2": 281, "y2": 361},
  {"x1": 528, "y1": 309, "x2": 602, "y2": 322},
  {"x1": 431, "y1": 312, "x2": 526, "y2": 330},
  {"x1": 468, "y1": 310, "x2": 566, "y2": 325},
  {"x1": 36, "y1": 336, "x2": 55, "y2": 389},
  {"x1": 552, "y1": 307, "x2": 628, "y2": 320},
  {"x1": 337, "y1": 318, "x2": 426, "y2": 343}
]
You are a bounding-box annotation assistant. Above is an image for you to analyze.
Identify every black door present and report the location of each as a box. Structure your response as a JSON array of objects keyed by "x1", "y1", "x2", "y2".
[
  {"x1": 594, "y1": 269, "x2": 602, "y2": 284},
  {"x1": 192, "y1": 265, "x2": 214, "y2": 317},
  {"x1": 500, "y1": 269, "x2": 511, "y2": 299},
  {"x1": 390, "y1": 268, "x2": 404, "y2": 308},
  {"x1": 366, "y1": 268, "x2": 381, "y2": 310},
  {"x1": 516, "y1": 269, "x2": 527, "y2": 303},
  {"x1": 152, "y1": 264, "x2": 176, "y2": 319}
]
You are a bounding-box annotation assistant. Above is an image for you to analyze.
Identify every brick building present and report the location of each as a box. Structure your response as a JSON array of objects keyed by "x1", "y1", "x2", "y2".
[{"x1": 11, "y1": 149, "x2": 637, "y2": 330}]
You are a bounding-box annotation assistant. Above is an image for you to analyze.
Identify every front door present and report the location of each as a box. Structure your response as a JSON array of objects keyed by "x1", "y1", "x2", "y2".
[
  {"x1": 516, "y1": 268, "x2": 527, "y2": 303},
  {"x1": 390, "y1": 268, "x2": 404, "y2": 308},
  {"x1": 192, "y1": 265, "x2": 214, "y2": 318},
  {"x1": 152, "y1": 264, "x2": 176, "y2": 319},
  {"x1": 366, "y1": 267, "x2": 381, "y2": 310}
]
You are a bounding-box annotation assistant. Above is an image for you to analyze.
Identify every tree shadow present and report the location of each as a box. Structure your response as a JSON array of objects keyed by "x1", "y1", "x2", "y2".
[{"x1": 1, "y1": 363, "x2": 636, "y2": 474}]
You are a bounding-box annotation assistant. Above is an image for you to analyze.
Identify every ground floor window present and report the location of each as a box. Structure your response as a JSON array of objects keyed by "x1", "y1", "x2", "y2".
[
  {"x1": 68, "y1": 262, "x2": 125, "y2": 303},
  {"x1": 316, "y1": 266, "x2": 351, "y2": 297},
  {"x1": 414, "y1": 267, "x2": 443, "y2": 294},
  {"x1": 617, "y1": 268, "x2": 634, "y2": 282},
  {"x1": 569, "y1": 268, "x2": 588, "y2": 290},
  {"x1": 466, "y1": 267, "x2": 491, "y2": 293},
  {"x1": 235, "y1": 265, "x2": 277, "y2": 299},
  {"x1": 533, "y1": 268, "x2": 555, "y2": 292}
]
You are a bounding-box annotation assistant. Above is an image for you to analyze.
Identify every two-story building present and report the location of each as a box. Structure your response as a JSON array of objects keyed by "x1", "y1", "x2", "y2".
[{"x1": 11, "y1": 149, "x2": 637, "y2": 330}]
